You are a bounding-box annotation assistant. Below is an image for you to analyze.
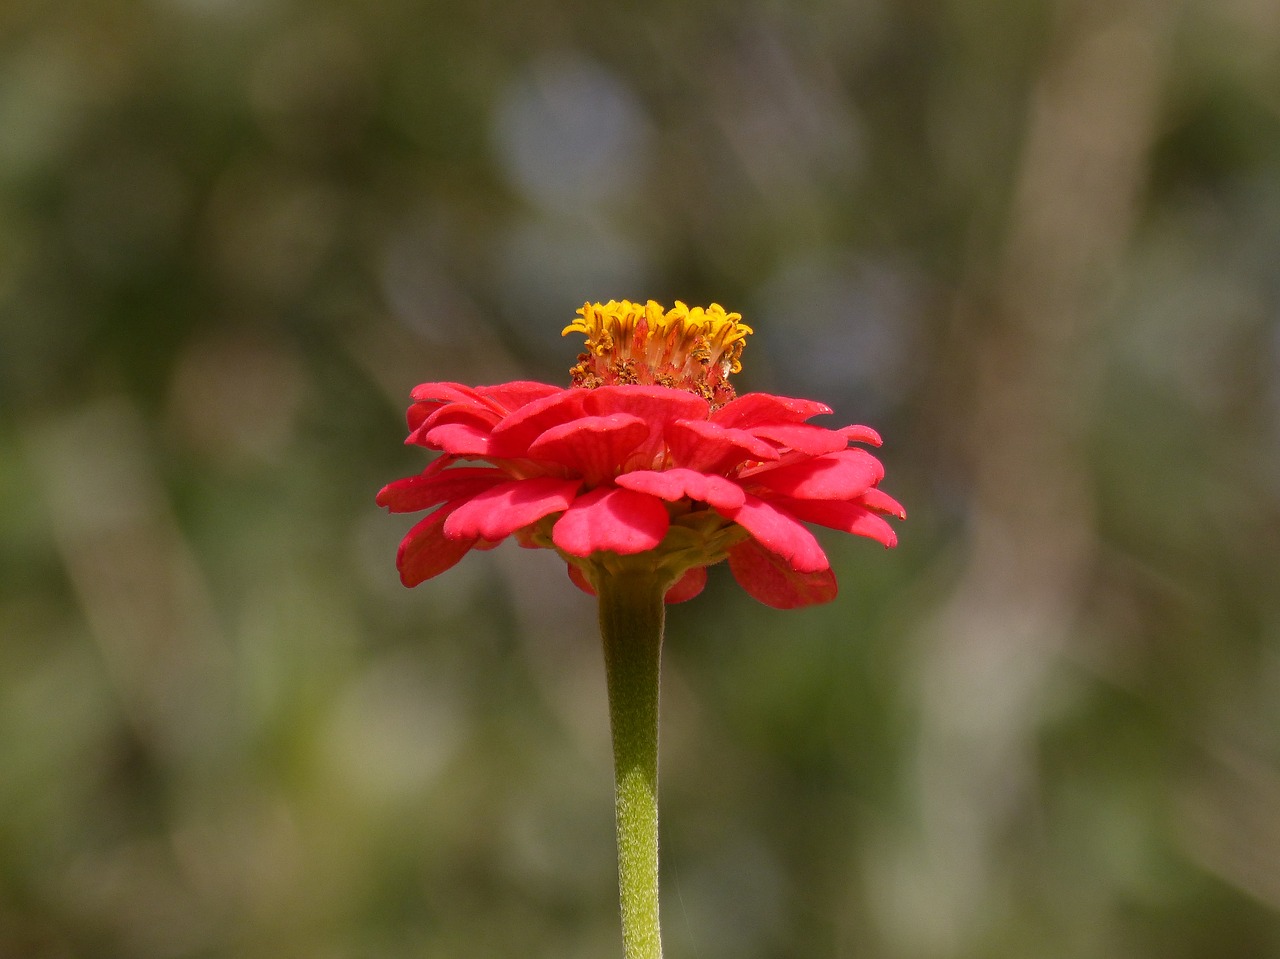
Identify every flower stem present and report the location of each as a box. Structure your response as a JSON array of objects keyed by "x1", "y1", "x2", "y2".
[{"x1": 597, "y1": 570, "x2": 666, "y2": 959}]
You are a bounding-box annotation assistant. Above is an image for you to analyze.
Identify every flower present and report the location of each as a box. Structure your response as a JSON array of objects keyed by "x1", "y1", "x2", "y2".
[{"x1": 377, "y1": 299, "x2": 904, "y2": 608}]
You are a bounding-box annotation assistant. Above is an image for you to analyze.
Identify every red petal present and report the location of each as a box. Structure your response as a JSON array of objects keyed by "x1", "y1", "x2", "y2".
[
  {"x1": 376, "y1": 467, "x2": 508, "y2": 512},
  {"x1": 567, "y1": 563, "x2": 596, "y2": 596},
  {"x1": 397, "y1": 501, "x2": 479, "y2": 587},
  {"x1": 861, "y1": 487, "x2": 906, "y2": 519},
  {"x1": 552, "y1": 486, "x2": 671, "y2": 557},
  {"x1": 527, "y1": 413, "x2": 650, "y2": 480},
  {"x1": 726, "y1": 538, "x2": 837, "y2": 609},
  {"x1": 712, "y1": 392, "x2": 832, "y2": 429},
  {"x1": 664, "y1": 565, "x2": 707, "y2": 603},
  {"x1": 667, "y1": 419, "x2": 779, "y2": 474},
  {"x1": 443, "y1": 477, "x2": 582, "y2": 540},
  {"x1": 721, "y1": 493, "x2": 830, "y2": 573},
  {"x1": 614, "y1": 467, "x2": 746, "y2": 510},
  {"x1": 748, "y1": 423, "x2": 852, "y2": 455},
  {"x1": 749, "y1": 449, "x2": 884, "y2": 500},
  {"x1": 774, "y1": 497, "x2": 899, "y2": 548}
]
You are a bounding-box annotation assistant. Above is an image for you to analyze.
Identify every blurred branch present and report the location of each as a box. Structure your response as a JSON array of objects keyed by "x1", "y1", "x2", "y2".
[
  {"x1": 1178, "y1": 743, "x2": 1280, "y2": 911},
  {"x1": 892, "y1": 0, "x2": 1176, "y2": 949},
  {"x1": 26, "y1": 399, "x2": 230, "y2": 766}
]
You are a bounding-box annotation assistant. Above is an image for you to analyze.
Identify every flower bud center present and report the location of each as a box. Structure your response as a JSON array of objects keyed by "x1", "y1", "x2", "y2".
[{"x1": 563, "y1": 299, "x2": 752, "y2": 407}]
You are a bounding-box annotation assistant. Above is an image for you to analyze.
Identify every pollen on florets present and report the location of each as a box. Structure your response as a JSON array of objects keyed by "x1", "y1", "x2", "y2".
[{"x1": 563, "y1": 299, "x2": 753, "y2": 407}]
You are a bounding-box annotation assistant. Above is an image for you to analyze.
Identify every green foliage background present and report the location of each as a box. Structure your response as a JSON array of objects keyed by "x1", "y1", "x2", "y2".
[{"x1": 2, "y1": 0, "x2": 1279, "y2": 956}]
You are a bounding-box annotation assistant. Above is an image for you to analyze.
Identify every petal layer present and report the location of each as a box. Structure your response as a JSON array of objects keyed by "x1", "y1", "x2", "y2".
[
  {"x1": 585, "y1": 386, "x2": 711, "y2": 462},
  {"x1": 376, "y1": 467, "x2": 506, "y2": 512},
  {"x1": 841, "y1": 424, "x2": 883, "y2": 447},
  {"x1": 443, "y1": 477, "x2": 582, "y2": 540},
  {"x1": 721, "y1": 493, "x2": 830, "y2": 573},
  {"x1": 748, "y1": 423, "x2": 852, "y2": 456},
  {"x1": 410, "y1": 381, "x2": 489, "y2": 405},
  {"x1": 478, "y1": 381, "x2": 564, "y2": 412},
  {"x1": 667, "y1": 419, "x2": 778, "y2": 474},
  {"x1": 749, "y1": 448, "x2": 884, "y2": 500},
  {"x1": 409, "y1": 403, "x2": 501, "y2": 448},
  {"x1": 776, "y1": 497, "x2": 899, "y2": 548},
  {"x1": 713, "y1": 392, "x2": 831, "y2": 429},
  {"x1": 726, "y1": 538, "x2": 837, "y2": 608},
  {"x1": 861, "y1": 487, "x2": 907, "y2": 519},
  {"x1": 615, "y1": 468, "x2": 746, "y2": 510},
  {"x1": 397, "y1": 501, "x2": 479, "y2": 587},
  {"x1": 527, "y1": 413, "x2": 649, "y2": 480},
  {"x1": 488, "y1": 390, "x2": 588, "y2": 458},
  {"x1": 552, "y1": 487, "x2": 671, "y2": 556}
]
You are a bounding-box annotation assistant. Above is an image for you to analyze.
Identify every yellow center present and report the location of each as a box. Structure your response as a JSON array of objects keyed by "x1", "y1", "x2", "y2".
[{"x1": 563, "y1": 299, "x2": 753, "y2": 406}]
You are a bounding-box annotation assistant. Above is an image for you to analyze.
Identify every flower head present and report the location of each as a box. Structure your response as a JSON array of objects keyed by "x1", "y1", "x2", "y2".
[{"x1": 377, "y1": 300, "x2": 903, "y2": 608}]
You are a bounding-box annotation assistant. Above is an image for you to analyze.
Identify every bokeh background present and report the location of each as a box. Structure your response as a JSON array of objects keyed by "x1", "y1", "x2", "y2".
[{"x1": 3, "y1": 0, "x2": 1280, "y2": 956}]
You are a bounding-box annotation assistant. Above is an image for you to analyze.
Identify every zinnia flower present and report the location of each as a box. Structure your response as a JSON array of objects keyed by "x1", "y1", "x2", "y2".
[{"x1": 377, "y1": 299, "x2": 904, "y2": 609}]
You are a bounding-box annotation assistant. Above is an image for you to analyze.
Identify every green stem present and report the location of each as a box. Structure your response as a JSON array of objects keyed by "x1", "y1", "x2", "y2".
[{"x1": 597, "y1": 570, "x2": 666, "y2": 959}]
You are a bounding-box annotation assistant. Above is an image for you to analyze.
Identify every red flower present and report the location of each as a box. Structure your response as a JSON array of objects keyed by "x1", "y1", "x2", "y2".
[{"x1": 377, "y1": 301, "x2": 903, "y2": 608}]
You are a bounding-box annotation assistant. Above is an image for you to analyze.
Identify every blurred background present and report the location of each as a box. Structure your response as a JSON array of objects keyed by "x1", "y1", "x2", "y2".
[{"x1": 2, "y1": 0, "x2": 1279, "y2": 955}]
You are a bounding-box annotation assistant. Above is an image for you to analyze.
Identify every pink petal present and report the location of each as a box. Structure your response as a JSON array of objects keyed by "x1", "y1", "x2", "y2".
[
  {"x1": 407, "y1": 396, "x2": 492, "y2": 432},
  {"x1": 407, "y1": 403, "x2": 433, "y2": 432},
  {"x1": 584, "y1": 384, "x2": 709, "y2": 423},
  {"x1": 614, "y1": 467, "x2": 746, "y2": 510},
  {"x1": 712, "y1": 392, "x2": 832, "y2": 429},
  {"x1": 748, "y1": 423, "x2": 853, "y2": 456},
  {"x1": 408, "y1": 383, "x2": 562, "y2": 434},
  {"x1": 443, "y1": 477, "x2": 582, "y2": 540},
  {"x1": 666, "y1": 419, "x2": 779, "y2": 474},
  {"x1": 726, "y1": 538, "x2": 837, "y2": 609},
  {"x1": 488, "y1": 389, "x2": 590, "y2": 458},
  {"x1": 841, "y1": 424, "x2": 883, "y2": 447},
  {"x1": 861, "y1": 487, "x2": 907, "y2": 519},
  {"x1": 749, "y1": 448, "x2": 884, "y2": 500},
  {"x1": 774, "y1": 497, "x2": 899, "y2": 548},
  {"x1": 411, "y1": 401, "x2": 502, "y2": 437},
  {"x1": 422, "y1": 420, "x2": 495, "y2": 455},
  {"x1": 584, "y1": 385, "x2": 711, "y2": 463},
  {"x1": 409, "y1": 403, "x2": 501, "y2": 449},
  {"x1": 410, "y1": 382, "x2": 489, "y2": 405},
  {"x1": 397, "y1": 500, "x2": 479, "y2": 587},
  {"x1": 477, "y1": 381, "x2": 565, "y2": 412},
  {"x1": 376, "y1": 466, "x2": 507, "y2": 512},
  {"x1": 527, "y1": 413, "x2": 650, "y2": 481},
  {"x1": 405, "y1": 382, "x2": 524, "y2": 432},
  {"x1": 552, "y1": 486, "x2": 671, "y2": 557},
  {"x1": 720, "y1": 493, "x2": 830, "y2": 573}
]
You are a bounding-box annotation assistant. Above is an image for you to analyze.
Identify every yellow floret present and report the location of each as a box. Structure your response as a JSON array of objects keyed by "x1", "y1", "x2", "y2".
[{"x1": 563, "y1": 299, "x2": 752, "y2": 405}]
